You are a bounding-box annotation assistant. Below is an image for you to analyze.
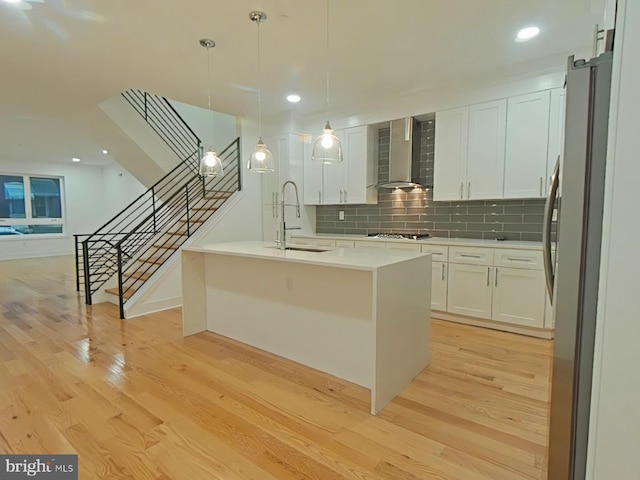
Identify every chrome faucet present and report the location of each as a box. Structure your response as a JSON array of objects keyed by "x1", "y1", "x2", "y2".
[{"x1": 279, "y1": 181, "x2": 301, "y2": 250}]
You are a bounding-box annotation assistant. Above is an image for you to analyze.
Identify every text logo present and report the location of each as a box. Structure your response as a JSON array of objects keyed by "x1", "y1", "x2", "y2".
[{"x1": 1, "y1": 455, "x2": 78, "y2": 479}]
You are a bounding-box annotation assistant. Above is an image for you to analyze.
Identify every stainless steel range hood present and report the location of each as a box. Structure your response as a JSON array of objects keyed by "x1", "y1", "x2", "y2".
[{"x1": 376, "y1": 117, "x2": 423, "y2": 189}]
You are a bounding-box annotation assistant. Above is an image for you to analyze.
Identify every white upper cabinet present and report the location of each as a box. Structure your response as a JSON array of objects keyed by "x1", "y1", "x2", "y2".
[
  {"x1": 262, "y1": 134, "x2": 303, "y2": 243},
  {"x1": 466, "y1": 99, "x2": 507, "y2": 200},
  {"x1": 322, "y1": 129, "x2": 346, "y2": 204},
  {"x1": 547, "y1": 87, "x2": 566, "y2": 192},
  {"x1": 434, "y1": 107, "x2": 469, "y2": 201},
  {"x1": 303, "y1": 136, "x2": 324, "y2": 205},
  {"x1": 434, "y1": 87, "x2": 563, "y2": 201},
  {"x1": 303, "y1": 125, "x2": 377, "y2": 205},
  {"x1": 504, "y1": 91, "x2": 551, "y2": 198},
  {"x1": 262, "y1": 135, "x2": 289, "y2": 206},
  {"x1": 344, "y1": 126, "x2": 376, "y2": 204}
]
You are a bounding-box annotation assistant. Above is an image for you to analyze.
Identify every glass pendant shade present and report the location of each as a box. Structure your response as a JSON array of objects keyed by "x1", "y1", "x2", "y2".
[
  {"x1": 199, "y1": 150, "x2": 224, "y2": 177},
  {"x1": 312, "y1": 121, "x2": 343, "y2": 164},
  {"x1": 248, "y1": 138, "x2": 274, "y2": 172}
]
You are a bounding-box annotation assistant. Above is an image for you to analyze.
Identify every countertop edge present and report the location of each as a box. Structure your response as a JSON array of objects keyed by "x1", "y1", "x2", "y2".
[{"x1": 290, "y1": 233, "x2": 544, "y2": 250}]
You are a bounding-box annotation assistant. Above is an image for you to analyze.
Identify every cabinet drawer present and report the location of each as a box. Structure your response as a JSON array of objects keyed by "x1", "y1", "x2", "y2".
[
  {"x1": 291, "y1": 237, "x2": 336, "y2": 247},
  {"x1": 335, "y1": 240, "x2": 355, "y2": 248},
  {"x1": 420, "y1": 244, "x2": 449, "y2": 262},
  {"x1": 449, "y1": 246, "x2": 494, "y2": 265},
  {"x1": 354, "y1": 241, "x2": 387, "y2": 249},
  {"x1": 494, "y1": 248, "x2": 543, "y2": 270},
  {"x1": 385, "y1": 242, "x2": 421, "y2": 251},
  {"x1": 313, "y1": 238, "x2": 337, "y2": 247}
]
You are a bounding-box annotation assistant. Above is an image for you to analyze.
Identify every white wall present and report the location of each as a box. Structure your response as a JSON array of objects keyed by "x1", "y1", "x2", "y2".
[
  {"x1": 196, "y1": 119, "x2": 262, "y2": 244},
  {"x1": 99, "y1": 95, "x2": 178, "y2": 185},
  {"x1": 169, "y1": 100, "x2": 238, "y2": 153},
  {"x1": 101, "y1": 165, "x2": 147, "y2": 214},
  {"x1": 587, "y1": 0, "x2": 640, "y2": 478},
  {"x1": 0, "y1": 160, "x2": 145, "y2": 260}
]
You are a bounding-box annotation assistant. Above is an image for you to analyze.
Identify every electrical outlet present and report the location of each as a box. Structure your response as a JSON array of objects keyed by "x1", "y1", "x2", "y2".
[{"x1": 339, "y1": 211, "x2": 345, "y2": 221}]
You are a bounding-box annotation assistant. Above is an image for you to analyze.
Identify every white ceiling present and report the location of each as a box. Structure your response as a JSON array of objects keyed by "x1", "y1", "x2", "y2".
[{"x1": 0, "y1": 0, "x2": 601, "y2": 165}]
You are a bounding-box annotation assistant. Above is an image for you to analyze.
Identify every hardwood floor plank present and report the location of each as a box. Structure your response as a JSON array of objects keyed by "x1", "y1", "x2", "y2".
[{"x1": 0, "y1": 256, "x2": 553, "y2": 479}]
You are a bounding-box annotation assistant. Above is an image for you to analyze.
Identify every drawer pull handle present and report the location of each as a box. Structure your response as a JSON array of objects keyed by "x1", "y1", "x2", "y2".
[
  {"x1": 507, "y1": 258, "x2": 531, "y2": 263},
  {"x1": 460, "y1": 254, "x2": 482, "y2": 259}
]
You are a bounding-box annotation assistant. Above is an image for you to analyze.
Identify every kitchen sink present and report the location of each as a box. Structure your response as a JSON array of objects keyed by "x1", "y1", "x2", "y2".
[{"x1": 266, "y1": 246, "x2": 330, "y2": 253}]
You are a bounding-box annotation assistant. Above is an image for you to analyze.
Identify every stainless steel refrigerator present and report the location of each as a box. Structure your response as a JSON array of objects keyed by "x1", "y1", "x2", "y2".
[{"x1": 545, "y1": 51, "x2": 613, "y2": 479}]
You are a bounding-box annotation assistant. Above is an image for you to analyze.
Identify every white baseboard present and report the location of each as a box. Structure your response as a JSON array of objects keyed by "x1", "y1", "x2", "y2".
[
  {"x1": 0, "y1": 250, "x2": 73, "y2": 261},
  {"x1": 125, "y1": 296, "x2": 182, "y2": 319},
  {"x1": 432, "y1": 310, "x2": 555, "y2": 339}
]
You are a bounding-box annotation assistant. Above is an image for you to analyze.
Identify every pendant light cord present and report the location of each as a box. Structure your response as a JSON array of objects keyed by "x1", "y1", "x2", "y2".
[
  {"x1": 325, "y1": 0, "x2": 330, "y2": 123},
  {"x1": 257, "y1": 19, "x2": 262, "y2": 138},
  {"x1": 206, "y1": 45, "x2": 214, "y2": 149}
]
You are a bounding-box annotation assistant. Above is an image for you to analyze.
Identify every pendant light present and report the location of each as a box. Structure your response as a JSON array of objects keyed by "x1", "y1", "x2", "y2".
[
  {"x1": 198, "y1": 38, "x2": 224, "y2": 177},
  {"x1": 311, "y1": 0, "x2": 343, "y2": 164},
  {"x1": 247, "y1": 11, "x2": 275, "y2": 173}
]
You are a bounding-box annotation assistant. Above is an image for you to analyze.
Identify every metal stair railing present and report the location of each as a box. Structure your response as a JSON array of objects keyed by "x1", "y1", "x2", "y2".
[
  {"x1": 76, "y1": 88, "x2": 201, "y2": 297},
  {"x1": 121, "y1": 89, "x2": 201, "y2": 169},
  {"x1": 77, "y1": 138, "x2": 240, "y2": 313},
  {"x1": 75, "y1": 87, "x2": 241, "y2": 314},
  {"x1": 113, "y1": 139, "x2": 241, "y2": 318}
]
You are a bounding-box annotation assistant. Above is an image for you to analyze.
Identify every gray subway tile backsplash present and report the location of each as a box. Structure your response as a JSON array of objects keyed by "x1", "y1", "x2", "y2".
[{"x1": 316, "y1": 121, "x2": 545, "y2": 241}]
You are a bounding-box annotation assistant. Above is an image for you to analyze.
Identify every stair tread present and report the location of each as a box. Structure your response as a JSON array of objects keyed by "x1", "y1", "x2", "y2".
[
  {"x1": 126, "y1": 270, "x2": 152, "y2": 281},
  {"x1": 105, "y1": 287, "x2": 136, "y2": 299}
]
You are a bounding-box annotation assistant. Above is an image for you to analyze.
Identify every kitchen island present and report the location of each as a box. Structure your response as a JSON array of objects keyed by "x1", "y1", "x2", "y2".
[{"x1": 181, "y1": 241, "x2": 432, "y2": 414}]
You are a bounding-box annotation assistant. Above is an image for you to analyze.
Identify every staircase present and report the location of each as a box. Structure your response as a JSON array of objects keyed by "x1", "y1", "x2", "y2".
[{"x1": 77, "y1": 90, "x2": 242, "y2": 318}]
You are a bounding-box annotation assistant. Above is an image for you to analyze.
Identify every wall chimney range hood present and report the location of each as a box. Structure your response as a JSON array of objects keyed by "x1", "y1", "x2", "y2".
[{"x1": 376, "y1": 117, "x2": 423, "y2": 189}]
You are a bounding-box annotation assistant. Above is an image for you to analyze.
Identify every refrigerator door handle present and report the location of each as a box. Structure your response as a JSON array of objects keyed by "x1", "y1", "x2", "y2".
[{"x1": 543, "y1": 157, "x2": 560, "y2": 302}]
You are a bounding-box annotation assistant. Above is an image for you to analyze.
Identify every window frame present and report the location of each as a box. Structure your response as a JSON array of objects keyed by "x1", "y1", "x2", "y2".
[{"x1": 0, "y1": 172, "x2": 67, "y2": 240}]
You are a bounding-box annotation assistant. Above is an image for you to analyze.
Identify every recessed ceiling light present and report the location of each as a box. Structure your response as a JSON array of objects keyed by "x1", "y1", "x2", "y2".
[
  {"x1": 102, "y1": 149, "x2": 108, "y2": 154},
  {"x1": 516, "y1": 26, "x2": 540, "y2": 42},
  {"x1": 286, "y1": 94, "x2": 301, "y2": 103},
  {"x1": 72, "y1": 157, "x2": 81, "y2": 162},
  {"x1": 2, "y1": 0, "x2": 23, "y2": 4}
]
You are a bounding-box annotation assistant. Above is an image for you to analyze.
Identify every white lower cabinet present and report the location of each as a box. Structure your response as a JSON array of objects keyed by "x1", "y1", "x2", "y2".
[
  {"x1": 431, "y1": 261, "x2": 448, "y2": 312},
  {"x1": 291, "y1": 236, "x2": 550, "y2": 335},
  {"x1": 492, "y1": 267, "x2": 545, "y2": 328},
  {"x1": 447, "y1": 263, "x2": 493, "y2": 320},
  {"x1": 354, "y1": 241, "x2": 387, "y2": 249}
]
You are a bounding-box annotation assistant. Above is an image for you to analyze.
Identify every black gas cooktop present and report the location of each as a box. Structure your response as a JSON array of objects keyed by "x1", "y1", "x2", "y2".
[{"x1": 366, "y1": 233, "x2": 430, "y2": 240}]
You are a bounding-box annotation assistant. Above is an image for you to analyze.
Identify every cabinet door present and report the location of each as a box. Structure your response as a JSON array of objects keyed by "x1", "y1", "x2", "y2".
[
  {"x1": 431, "y1": 261, "x2": 448, "y2": 312},
  {"x1": 492, "y1": 267, "x2": 545, "y2": 328},
  {"x1": 303, "y1": 139, "x2": 324, "y2": 205},
  {"x1": 447, "y1": 263, "x2": 493, "y2": 319},
  {"x1": 321, "y1": 129, "x2": 346, "y2": 204},
  {"x1": 547, "y1": 88, "x2": 566, "y2": 192},
  {"x1": 261, "y1": 135, "x2": 283, "y2": 205},
  {"x1": 467, "y1": 99, "x2": 507, "y2": 200},
  {"x1": 262, "y1": 205, "x2": 279, "y2": 243},
  {"x1": 354, "y1": 241, "x2": 387, "y2": 249},
  {"x1": 434, "y1": 107, "x2": 469, "y2": 201},
  {"x1": 344, "y1": 126, "x2": 369, "y2": 204},
  {"x1": 504, "y1": 91, "x2": 551, "y2": 198}
]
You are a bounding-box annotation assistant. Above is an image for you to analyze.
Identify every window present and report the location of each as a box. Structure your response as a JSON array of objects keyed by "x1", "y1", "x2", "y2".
[{"x1": 0, "y1": 174, "x2": 65, "y2": 237}]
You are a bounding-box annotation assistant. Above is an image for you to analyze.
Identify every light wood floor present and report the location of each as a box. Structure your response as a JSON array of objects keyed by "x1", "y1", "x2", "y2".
[{"x1": 0, "y1": 256, "x2": 553, "y2": 479}]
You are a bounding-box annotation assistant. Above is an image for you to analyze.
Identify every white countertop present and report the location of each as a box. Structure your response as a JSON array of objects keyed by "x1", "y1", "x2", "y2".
[
  {"x1": 291, "y1": 233, "x2": 544, "y2": 250},
  {"x1": 183, "y1": 241, "x2": 430, "y2": 271}
]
